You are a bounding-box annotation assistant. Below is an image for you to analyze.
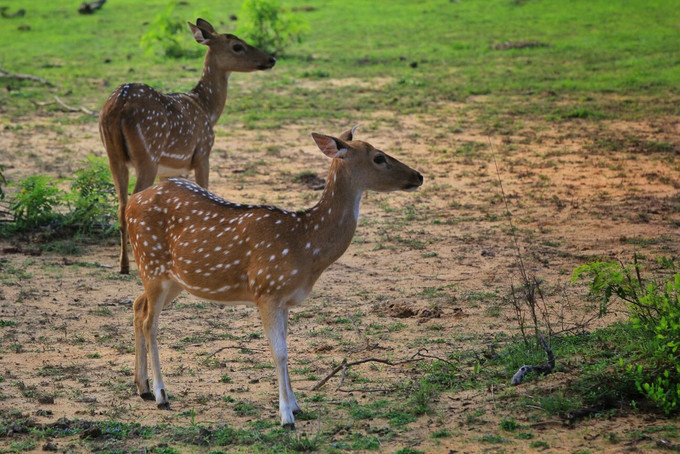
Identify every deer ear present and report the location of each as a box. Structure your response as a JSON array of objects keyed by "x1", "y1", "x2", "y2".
[
  {"x1": 338, "y1": 125, "x2": 359, "y2": 142},
  {"x1": 312, "y1": 133, "x2": 349, "y2": 159},
  {"x1": 189, "y1": 20, "x2": 214, "y2": 45},
  {"x1": 196, "y1": 18, "x2": 217, "y2": 33}
]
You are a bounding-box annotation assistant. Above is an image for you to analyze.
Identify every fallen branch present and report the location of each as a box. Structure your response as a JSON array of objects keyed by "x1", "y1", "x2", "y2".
[
  {"x1": 0, "y1": 7, "x2": 26, "y2": 18},
  {"x1": 336, "y1": 386, "x2": 400, "y2": 393},
  {"x1": 54, "y1": 96, "x2": 95, "y2": 115},
  {"x1": 209, "y1": 345, "x2": 266, "y2": 357},
  {"x1": 412, "y1": 349, "x2": 457, "y2": 367},
  {"x1": 511, "y1": 334, "x2": 555, "y2": 385},
  {"x1": 0, "y1": 69, "x2": 53, "y2": 87},
  {"x1": 312, "y1": 350, "x2": 428, "y2": 391}
]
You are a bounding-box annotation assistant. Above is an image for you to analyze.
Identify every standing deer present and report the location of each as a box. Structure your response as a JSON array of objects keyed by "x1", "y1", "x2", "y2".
[
  {"x1": 99, "y1": 18, "x2": 276, "y2": 274},
  {"x1": 126, "y1": 127, "x2": 423, "y2": 428}
]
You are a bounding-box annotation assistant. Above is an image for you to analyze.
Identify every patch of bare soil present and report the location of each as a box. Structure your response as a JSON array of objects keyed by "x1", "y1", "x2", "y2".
[{"x1": 1, "y1": 102, "x2": 679, "y2": 452}]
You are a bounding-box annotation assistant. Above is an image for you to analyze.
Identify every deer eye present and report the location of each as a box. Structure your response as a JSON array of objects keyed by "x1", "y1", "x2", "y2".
[
  {"x1": 233, "y1": 43, "x2": 245, "y2": 52},
  {"x1": 373, "y1": 154, "x2": 386, "y2": 164}
]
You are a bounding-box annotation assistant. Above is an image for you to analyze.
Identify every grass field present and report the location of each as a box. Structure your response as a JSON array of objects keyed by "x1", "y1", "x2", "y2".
[
  {"x1": 1, "y1": 1, "x2": 680, "y2": 453},
  {"x1": 1, "y1": 0, "x2": 678, "y2": 126}
]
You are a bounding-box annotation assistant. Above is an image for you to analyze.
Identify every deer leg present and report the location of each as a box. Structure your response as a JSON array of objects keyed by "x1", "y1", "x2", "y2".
[
  {"x1": 259, "y1": 302, "x2": 298, "y2": 428},
  {"x1": 132, "y1": 165, "x2": 158, "y2": 194},
  {"x1": 193, "y1": 155, "x2": 210, "y2": 189},
  {"x1": 108, "y1": 159, "x2": 130, "y2": 274},
  {"x1": 141, "y1": 280, "x2": 182, "y2": 409},
  {"x1": 282, "y1": 308, "x2": 301, "y2": 414},
  {"x1": 133, "y1": 292, "x2": 154, "y2": 400}
]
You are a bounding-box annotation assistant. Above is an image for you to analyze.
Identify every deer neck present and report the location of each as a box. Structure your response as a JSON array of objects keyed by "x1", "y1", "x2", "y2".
[
  {"x1": 191, "y1": 48, "x2": 231, "y2": 126},
  {"x1": 301, "y1": 159, "x2": 363, "y2": 271}
]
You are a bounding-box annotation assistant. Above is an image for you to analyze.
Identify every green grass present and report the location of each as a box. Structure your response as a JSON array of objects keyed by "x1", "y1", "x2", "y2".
[
  {"x1": 1, "y1": 1, "x2": 679, "y2": 452},
  {"x1": 0, "y1": 0, "x2": 678, "y2": 125}
]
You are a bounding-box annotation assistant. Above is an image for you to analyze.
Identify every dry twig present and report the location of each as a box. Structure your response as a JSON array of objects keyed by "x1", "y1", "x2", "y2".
[
  {"x1": 312, "y1": 349, "x2": 433, "y2": 391},
  {"x1": 209, "y1": 345, "x2": 266, "y2": 357},
  {"x1": 0, "y1": 69, "x2": 53, "y2": 87},
  {"x1": 54, "y1": 96, "x2": 95, "y2": 115}
]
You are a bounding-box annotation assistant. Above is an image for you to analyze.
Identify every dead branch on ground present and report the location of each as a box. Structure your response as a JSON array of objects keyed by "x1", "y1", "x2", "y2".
[
  {"x1": 54, "y1": 96, "x2": 95, "y2": 115},
  {"x1": 209, "y1": 345, "x2": 266, "y2": 357},
  {"x1": 0, "y1": 69, "x2": 53, "y2": 87},
  {"x1": 312, "y1": 349, "x2": 445, "y2": 391},
  {"x1": 0, "y1": 7, "x2": 26, "y2": 18}
]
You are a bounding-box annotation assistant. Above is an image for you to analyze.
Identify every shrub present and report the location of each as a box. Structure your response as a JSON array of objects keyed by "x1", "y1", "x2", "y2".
[
  {"x1": 236, "y1": 0, "x2": 308, "y2": 56},
  {"x1": 64, "y1": 155, "x2": 117, "y2": 234},
  {"x1": 9, "y1": 174, "x2": 64, "y2": 230},
  {"x1": 573, "y1": 258, "x2": 680, "y2": 414},
  {"x1": 140, "y1": 2, "x2": 202, "y2": 59},
  {"x1": 1, "y1": 156, "x2": 117, "y2": 239}
]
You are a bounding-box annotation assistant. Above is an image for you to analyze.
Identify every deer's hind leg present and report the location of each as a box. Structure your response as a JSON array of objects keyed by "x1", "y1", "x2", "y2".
[
  {"x1": 133, "y1": 292, "x2": 154, "y2": 400},
  {"x1": 108, "y1": 158, "x2": 130, "y2": 274},
  {"x1": 133, "y1": 280, "x2": 182, "y2": 408}
]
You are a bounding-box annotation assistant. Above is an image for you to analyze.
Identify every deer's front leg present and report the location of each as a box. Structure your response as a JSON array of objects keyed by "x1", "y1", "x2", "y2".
[
  {"x1": 193, "y1": 152, "x2": 210, "y2": 189},
  {"x1": 259, "y1": 302, "x2": 299, "y2": 428},
  {"x1": 282, "y1": 308, "x2": 301, "y2": 415},
  {"x1": 133, "y1": 293, "x2": 154, "y2": 400}
]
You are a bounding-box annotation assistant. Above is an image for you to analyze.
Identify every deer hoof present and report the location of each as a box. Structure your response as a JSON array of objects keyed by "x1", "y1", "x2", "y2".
[
  {"x1": 140, "y1": 392, "x2": 154, "y2": 401},
  {"x1": 157, "y1": 401, "x2": 170, "y2": 410},
  {"x1": 282, "y1": 422, "x2": 296, "y2": 431}
]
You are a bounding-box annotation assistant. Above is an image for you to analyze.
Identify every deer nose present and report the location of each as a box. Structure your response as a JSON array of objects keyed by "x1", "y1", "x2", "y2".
[
  {"x1": 415, "y1": 171, "x2": 424, "y2": 186},
  {"x1": 269, "y1": 56, "x2": 277, "y2": 66}
]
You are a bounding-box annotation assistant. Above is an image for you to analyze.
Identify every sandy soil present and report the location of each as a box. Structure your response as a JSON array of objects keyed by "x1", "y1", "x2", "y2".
[{"x1": 1, "y1": 100, "x2": 679, "y2": 452}]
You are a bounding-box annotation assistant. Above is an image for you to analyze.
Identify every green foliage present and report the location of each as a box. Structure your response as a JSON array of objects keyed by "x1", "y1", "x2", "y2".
[
  {"x1": 140, "y1": 2, "x2": 201, "y2": 59},
  {"x1": 65, "y1": 156, "x2": 117, "y2": 234},
  {"x1": 573, "y1": 258, "x2": 680, "y2": 414},
  {"x1": 8, "y1": 175, "x2": 63, "y2": 230},
  {"x1": 0, "y1": 0, "x2": 678, "y2": 125},
  {"x1": 572, "y1": 261, "x2": 635, "y2": 317},
  {"x1": 499, "y1": 417, "x2": 520, "y2": 432},
  {"x1": 236, "y1": 0, "x2": 308, "y2": 55},
  {"x1": 1, "y1": 156, "x2": 116, "y2": 239}
]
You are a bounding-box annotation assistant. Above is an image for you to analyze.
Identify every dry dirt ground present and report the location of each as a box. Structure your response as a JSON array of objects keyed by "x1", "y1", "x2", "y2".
[{"x1": 1, "y1": 98, "x2": 679, "y2": 452}]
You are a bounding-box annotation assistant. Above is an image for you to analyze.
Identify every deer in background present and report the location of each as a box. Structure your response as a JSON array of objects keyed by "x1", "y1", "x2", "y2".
[
  {"x1": 126, "y1": 127, "x2": 423, "y2": 428},
  {"x1": 99, "y1": 18, "x2": 276, "y2": 274}
]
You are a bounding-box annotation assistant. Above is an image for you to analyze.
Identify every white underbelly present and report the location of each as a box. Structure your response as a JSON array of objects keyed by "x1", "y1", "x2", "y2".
[
  {"x1": 207, "y1": 299, "x2": 256, "y2": 307},
  {"x1": 157, "y1": 164, "x2": 190, "y2": 178}
]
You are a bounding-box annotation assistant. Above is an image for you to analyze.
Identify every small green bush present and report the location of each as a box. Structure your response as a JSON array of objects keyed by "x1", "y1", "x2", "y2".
[
  {"x1": 236, "y1": 0, "x2": 308, "y2": 55},
  {"x1": 9, "y1": 174, "x2": 63, "y2": 229},
  {"x1": 1, "y1": 156, "x2": 117, "y2": 240},
  {"x1": 573, "y1": 258, "x2": 680, "y2": 414},
  {"x1": 140, "y1": 2, "x2": 202, "y2": 59},
  {"x1": 64, "y1": 155, "x2": 117, "y2": 235}
]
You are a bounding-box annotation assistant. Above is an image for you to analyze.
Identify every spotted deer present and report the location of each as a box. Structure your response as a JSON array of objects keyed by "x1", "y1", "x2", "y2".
[
  {"x1": 99, "y1": 18, "x2": 276, "y2": 274},
  {"x1": 126, "y1": 127, "x2": 423, "y2": 428}
]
